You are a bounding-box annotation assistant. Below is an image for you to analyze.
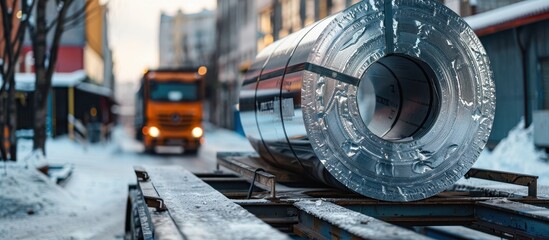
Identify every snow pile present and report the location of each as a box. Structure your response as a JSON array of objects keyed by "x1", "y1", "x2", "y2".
[
  {"x1": 1, "y1": 132, "x2": 131, "y2": 239},
  {"x1": 472, "y1": 119, "x2": 549, "y2": 184},
  {"x1": 0, "y1": 163, "x2": 102, "y2": 239},
  {"x1": 0, "y1": 163, "x2": 78, "y2": 218},
  {"x1": 22, "y1": 150, "x2": 49, "y2": 169}
]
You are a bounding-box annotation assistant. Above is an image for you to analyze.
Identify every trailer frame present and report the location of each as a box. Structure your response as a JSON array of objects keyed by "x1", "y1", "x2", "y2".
[{"x1": 125, "y1": 152, "x2": 549, "y2": 240}]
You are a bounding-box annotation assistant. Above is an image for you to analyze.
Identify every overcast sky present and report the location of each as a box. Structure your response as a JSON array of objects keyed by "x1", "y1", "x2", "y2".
[{"x1": 108, "y1": 0, "x2": 216, "y2": 83}]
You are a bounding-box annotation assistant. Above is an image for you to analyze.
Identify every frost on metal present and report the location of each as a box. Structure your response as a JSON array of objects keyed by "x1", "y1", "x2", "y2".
[
  {"x1": 240, "y1": 0, "x2": 495, "y2": 201},
  {"x1": 294, "y1": 201, "x2": 432, "y2": 239},
  {"x1": 145, "y1": 166, "x2": 290, "y2": 240}
]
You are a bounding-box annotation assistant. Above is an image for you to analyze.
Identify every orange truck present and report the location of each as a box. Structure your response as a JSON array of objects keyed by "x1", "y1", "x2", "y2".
[{"x1": 135, "y1": 67, "x2": 206, "y2": 154}]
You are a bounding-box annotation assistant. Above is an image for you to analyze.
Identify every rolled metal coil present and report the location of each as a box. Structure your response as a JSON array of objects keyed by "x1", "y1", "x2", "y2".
[{"x1": 239, "y1": 0, "x2": 495, "y2": 202}]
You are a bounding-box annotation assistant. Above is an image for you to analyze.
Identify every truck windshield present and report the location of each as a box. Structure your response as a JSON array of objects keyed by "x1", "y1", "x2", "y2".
[{"x1": 149, "y1": 81, "x2": 199, "y2": 102}]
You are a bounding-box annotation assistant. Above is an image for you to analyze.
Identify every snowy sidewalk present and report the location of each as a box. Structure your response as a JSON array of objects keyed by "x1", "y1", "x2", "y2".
[{"x1": 0, "y1": 123, "x2": 253, "y2": 239}]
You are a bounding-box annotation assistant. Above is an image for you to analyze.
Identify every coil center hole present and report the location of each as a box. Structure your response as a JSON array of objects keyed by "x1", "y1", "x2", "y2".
[{"x1": 357, "y1": 54, "x2": 440, "y2": 142}]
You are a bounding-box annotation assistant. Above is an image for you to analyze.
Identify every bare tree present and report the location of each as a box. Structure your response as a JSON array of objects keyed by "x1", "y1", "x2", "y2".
[
  {"x1": 0, "y1": 0, "x2": 36, "y2": 162},
  {"x1": 28, "y1": 0, "x2": 93, "y2": 156},
  {"x1": 0, "y1": 0, "x2": 92, "y2": 162}
]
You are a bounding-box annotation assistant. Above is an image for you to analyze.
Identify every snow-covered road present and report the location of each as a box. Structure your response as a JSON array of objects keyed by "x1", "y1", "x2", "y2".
[{"x1": 1, "y1": 123, "x2": 253, "y2": 239}]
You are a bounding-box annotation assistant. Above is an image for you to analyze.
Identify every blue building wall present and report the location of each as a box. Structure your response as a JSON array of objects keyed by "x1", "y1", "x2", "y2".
[
  {"x1": 527, "y1": 20, "x2": 549, "y2": 113},
  {"x1": 479, "y1": 19, "x2": 549, "y2": 142}
]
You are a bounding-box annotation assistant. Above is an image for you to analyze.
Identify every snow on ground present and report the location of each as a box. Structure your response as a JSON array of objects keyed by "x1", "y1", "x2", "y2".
[
  {"x1": 472, "y1": 120, "x2": 548, "y2": 180},
  {"x1": 472, "y1": 119, "x2": 549, "y2": 183},
  {"x1": 0, "y1": 163, "x2": 122, "y2": 239},
  {"x1": 0, "y1": 164, "x2": 79, "y2": 219},
  {"x1": 459, "y1": 119, "x2": 549, "y2": 195},
  {"x1": 0, "y1": 123, "x2": 253, "y2": 240}
]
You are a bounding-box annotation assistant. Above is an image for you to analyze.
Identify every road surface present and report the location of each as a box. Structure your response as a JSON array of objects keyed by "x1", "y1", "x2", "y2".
[{"x1": 0, "y1": 123, "x2": 253, "y2": 239}]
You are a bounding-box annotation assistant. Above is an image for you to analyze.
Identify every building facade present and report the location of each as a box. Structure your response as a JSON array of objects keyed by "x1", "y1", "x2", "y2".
[
  {"x1": 440, "y1": 0, "x2": 525, "y2": 16},
  {"x1": 14, "y1": 0, "x2": 115, "y2": 139},
  {"x1": 158, "y1": 9, "x2": 216, "y2": 68},
  {"x1": 159, "y1": 13, "x2": 175, "y2": 67},
  {"x1": 19, "y1": 0, "x2": 113, "y2": 89},
  {"x1": 464, "y1": 0, "x2": 549, "y2": 144},
  {"x1": 257, "y1": 0, "x2": 361, "y2": 51},
  {"x1": 84, "y1": 0, "x2": 115, "y2": 90},
  {"x1": 215, "y1": 0, "x2": 361, "y2": 130},
  {"x1": 215, "y1": 0, "x2": 260, "y2": 129}
]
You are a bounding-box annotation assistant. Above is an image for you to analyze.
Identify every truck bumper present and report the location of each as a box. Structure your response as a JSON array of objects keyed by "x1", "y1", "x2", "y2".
[{"x1": 144, "y1": 136, "x2": 201, "y2": 150}]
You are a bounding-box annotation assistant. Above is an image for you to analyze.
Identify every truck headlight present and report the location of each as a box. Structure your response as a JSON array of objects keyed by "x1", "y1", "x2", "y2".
[
  {"x1": 191, "y1": 127, "x2": 203, "y2": 138},
  {"x1": 148, "y1": 126, "x2": 160, "y2": 138}
]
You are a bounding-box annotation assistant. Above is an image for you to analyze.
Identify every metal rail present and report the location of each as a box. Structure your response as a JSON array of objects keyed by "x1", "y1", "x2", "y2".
[
  {"x1": 293, "y1": 201, "x2": 432, "y2": 239},
  {"x1": 125, "y1": 155, "x2": 549, "y2": 239},
  {"x1": 217, "y1": 152, "x2": 277, "y2": 198},
  {"x1": 213, "y1": 153, "x2": 549, "y2": 239},
  {"x1": 465, "y1": 168, "x2": 538, "y2": 197},
  {"x1": 134, "y1": 166, "x2": 167, "y2": 212}
]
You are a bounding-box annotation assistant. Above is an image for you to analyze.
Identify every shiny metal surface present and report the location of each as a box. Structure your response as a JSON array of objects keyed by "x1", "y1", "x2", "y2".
[
  {"x1": 240, "y1": 40, "x2": 282, "y2": 165},
  {"x1": 239, "y1": 0, "x2": 495, "y2": 201},
  {"x1": 358, "y1": 55, "x2": 439, "y2": 141}
]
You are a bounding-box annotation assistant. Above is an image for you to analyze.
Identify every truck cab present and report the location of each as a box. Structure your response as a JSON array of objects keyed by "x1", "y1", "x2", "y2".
[{"x1": 135, "y1": 67, "x2": 206, "y2": 154}]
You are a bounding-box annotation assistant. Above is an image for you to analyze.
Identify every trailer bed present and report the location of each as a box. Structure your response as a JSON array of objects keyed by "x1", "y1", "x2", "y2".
[{"x1": 125, "y1": 152, "x2": 549, "y2": 240}]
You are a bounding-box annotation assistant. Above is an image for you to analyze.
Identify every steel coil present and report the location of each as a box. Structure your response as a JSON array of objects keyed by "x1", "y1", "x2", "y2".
[{"x1": 239, "y1": 0, "x2": 495, "y2": 201}]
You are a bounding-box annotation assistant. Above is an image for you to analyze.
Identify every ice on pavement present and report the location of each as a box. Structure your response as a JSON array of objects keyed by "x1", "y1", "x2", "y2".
[{"x1": 0, "y1": 123, "x2": 253, "y2": 239}]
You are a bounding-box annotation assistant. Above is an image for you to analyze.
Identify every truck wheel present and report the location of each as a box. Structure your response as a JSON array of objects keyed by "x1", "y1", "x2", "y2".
[
  {"x1": 145, "y1": 146, "x2": 155, "y2": 154},
  {"x1": 184, "y1": 148, "x2": 198, "y2": 155},
  {"x1": 136, "y1": 130, "x2": 144, "y2": 141}
]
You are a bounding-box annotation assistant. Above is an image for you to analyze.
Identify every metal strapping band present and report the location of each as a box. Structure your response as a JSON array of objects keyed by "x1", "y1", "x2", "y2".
[{"x1": 243, "y1": 62, "x2": 361, "y2": 87}]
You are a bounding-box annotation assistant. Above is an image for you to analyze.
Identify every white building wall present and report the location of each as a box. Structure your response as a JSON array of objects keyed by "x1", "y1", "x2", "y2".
[
  {"x1": 159, "y1": 13, "x2": 175, "y2": 67},
  {"x1": 159, "y1": 10, "x2": 216, "y2": 68}
]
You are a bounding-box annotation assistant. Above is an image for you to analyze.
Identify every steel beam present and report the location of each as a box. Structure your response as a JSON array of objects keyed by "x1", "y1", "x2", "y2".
[
  {"x1": 217, "y1": 152, "x2": 276, "y2": 198},
  {"x1": 149, "y1": 210, "x2": 183, "y2": 240},
  {"x1": 128, "y1": 188, "x2": 154, "y2": 240},
  {"x1": 473, "y1": 200, "x2": 549, "y2": 238},
  {"x1": 237, "y1": 201, "x2": 299, "y2": 233},
  {"x1": 336, "y1": 198, "x2": 477, "y2": 226},
  {"x1": 465, "y1": 168, "x2": 538, "y2": 197},
  {"x1": 293, "y1": 201, "x2": 433, "y2": 240},
  {"x1": 415, "y1": 226, "x2": 500, "y2": 240},
  {"x1": 137, "y1": 177, "x2": 167, "y2": 212},
  {"x1": 134, "y1": 166, "x2": 150, "y2": 181},
  {"x1": 145, "y1": 166, "x2": 289, "y2": 240}
]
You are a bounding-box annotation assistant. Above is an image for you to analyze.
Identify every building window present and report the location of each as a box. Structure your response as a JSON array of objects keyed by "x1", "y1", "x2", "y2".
[{"x1": 258, "y1": 8, "x2": 274, "y2": 51}]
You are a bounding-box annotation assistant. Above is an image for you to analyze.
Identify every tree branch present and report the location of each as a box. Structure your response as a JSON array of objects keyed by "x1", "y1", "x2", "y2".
[
  {"x1": 12, "y1": 0, "x2": 37, "y2": 66},
  {"x1": 0, "y1": 0, "x2": 33, "y2": 161},
  {"x1": 63, "y1": 4, "x2": 102, "y2": 32},
  {"x1": 46, "y1": 0, "x2": 74, "y2": 80},
  {"x1": 46, "y1": 0, "x2": 91, "y2": 33},
  {"x1": 0, "y1": 0, "x2": 14, "y2": 92},
  {"x1": 12, "y1": 0, "x2": 36, "y2": 44}
]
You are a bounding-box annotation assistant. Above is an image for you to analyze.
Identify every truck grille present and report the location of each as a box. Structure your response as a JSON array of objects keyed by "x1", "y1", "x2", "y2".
[{"x1": 157, "y1": 113, "x2": 194, "y2": 130}]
